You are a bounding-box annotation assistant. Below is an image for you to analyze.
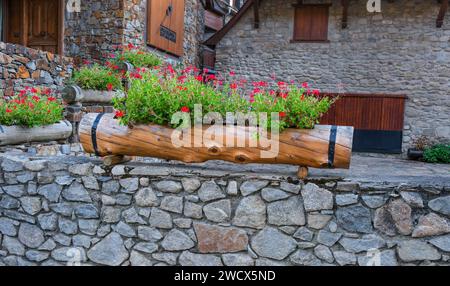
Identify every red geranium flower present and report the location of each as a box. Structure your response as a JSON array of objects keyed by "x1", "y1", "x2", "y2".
[
  {"x1": 181, "y1": 106, "x2": 190, "y2": 113},
  {"x1": 32, "y1": 95, "x2": 40, "y2": 102},
  {"x1": 230, "y1": 83, "x2": 238, "y2": 90},
  {"x1": 31, "y1": 88, "x2": 38, "y2": 94},
  {"x1": 280, "y1": 92, "x2": 288, "y2": 99},
  {"x1": 302, "y1": 82, "x2": 308, "y2": 88},
  {"x1": 313, "y1": 89, "x2": 320, "y2": 96},
  {"x1": 107, "y1": 83, "x2": 114, "y2": 91},
  {"x1": 47, "y1": 96, "x2": 57, "y2": 102},
  {"x1": 229, "y1": 71, "x2": 236, "y2": 76},
  {"x1": 5, "y1": 108, "x2": 12, "y2": 113},
  {"x1": 115, "y1": 110, "x2": 125, "y2": 118},
  {"x1": 279, "y1": 112, "x2": 287, "y2": 118},
  {"x1": 195, "y1": 75, "x2": 203, "y2": 82}
]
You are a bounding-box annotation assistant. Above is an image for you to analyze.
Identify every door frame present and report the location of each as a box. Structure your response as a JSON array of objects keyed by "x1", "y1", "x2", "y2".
[{"x1": 2, "y1": 0, "x2": 64, "y2": 56}]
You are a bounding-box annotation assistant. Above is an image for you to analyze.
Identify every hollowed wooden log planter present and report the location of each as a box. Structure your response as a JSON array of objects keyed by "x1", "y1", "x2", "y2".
[
  {"x1": 0, "y1": 121, "x2": 72, "y2": 146},
  {"x1": 62, "y1": 85, "x2": 125, "y2": 104},
  {"x1": 79, "y1": 113, "x2": 354, "y2": 178}
]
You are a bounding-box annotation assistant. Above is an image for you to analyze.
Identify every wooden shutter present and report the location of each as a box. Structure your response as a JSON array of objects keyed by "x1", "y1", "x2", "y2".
[
  {"x1": 293, "y1": 4, "x2": 329, "y2": 42},
  {"x1": 147, "y1": 0, "x2": 185, "y2": 56}
]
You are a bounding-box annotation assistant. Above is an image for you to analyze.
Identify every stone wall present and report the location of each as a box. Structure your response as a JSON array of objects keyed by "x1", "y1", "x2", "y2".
[
  {"x1": 0, "y1": 151, "x2": 449, "y2": 266},
  {"x1": 0, "y1": 42, "x2": 73, "y2": 97},
  {"x1": 64, "y1": 0, "x2": 204, "y2": 67},
  {"x1": 214, "y1": 0, "x2": 450, "y2": 151}
]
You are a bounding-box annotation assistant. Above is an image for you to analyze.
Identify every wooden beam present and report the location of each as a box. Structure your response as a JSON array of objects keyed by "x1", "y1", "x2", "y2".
[
  {"x1": 341, "y1": 0, "x2": 349, "y2": 29},
  {"x1": 437, "y1": 0, "x2": 448, "y2": 28},
  {"x1": 253, "y1": 0, "x2": 260, "y2": 29}
]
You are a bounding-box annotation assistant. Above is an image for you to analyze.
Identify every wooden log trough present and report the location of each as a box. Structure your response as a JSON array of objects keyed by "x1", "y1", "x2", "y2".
[
  {"x1": 62, "y1": 85, "x2": 125, "y2": 104},
  {"x1": 0, "y1": 121, "x2": 73, "y2": 146},
  {"x1": 79, "y1": 113, "x2": 354, "y2": 178}
]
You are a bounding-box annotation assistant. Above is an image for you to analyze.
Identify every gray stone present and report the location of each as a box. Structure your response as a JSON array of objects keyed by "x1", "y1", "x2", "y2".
[
  {"x1": 388, "y1": 199, "x2": 413, "y2": 236},
  {"x1": 179, "y1": 251, "x2": 223, "y2": 266},
  {"x1": 290, "y1": 250, "x2": 322, "y2": 266},
  {"x1": 37, "y1": 171, "x2": 54, "y2": 184},
  {"x1": 58, "y1": 218, "x2": 78, "y2": 235},
  {"x1": 301, "y1": 183, "x2": 334, "y2": 211},
  {"x1": 88, "y1": 232, "x2": 129, "y2": 266},
  {"x1": 412, "y1": 213, "x2": 450, "y2": 238},
  {"x1": 26, "y1": 250, "x2": 49, "y2": 262},
  {"x1": 155, "y1": 181, "x2": 183, "y2": 193},
  {"x1": 314, "y1": 245, "x2": 334, "y2": 263},
  {"x1": 336, "y1": 182, "x2": 360, "y2": 192},
  {"x1": 222, "y1": 253, "x2": 254, "y2": 266},
  {"x1": 75, "y1": 204, "x2": 99, "y2": 219},
  {"x1": 38, "y1": 184, "x2": 62, "y2": 203},
  {"x1": 161, "y1": 229, "x2": 195, "y2": 251},
  {"x1": 336, "y1": 204, "x2": 373, "y2": 233},
  {"x1": 400, "y1": 192, "x2": 424, "y2": 208},
  {"x1": 122, "y1": 207, "x2": 147, "y2": 224},
  {"x1": 279, "y1": 226, "x2": 297, "y2": 235},
  {"x1": 115, "y1": 194, "x2": 132, "y2": 205},
  {"x1": 134, "y1": 187, "x2": 158, "y2": 207},
  {"x1": 24, "y1": 160, "x2": 46, "y2": 171},
  {"x1": 317, "y1": 230, "x2": 342, "y2": 247},
  {"x1": 333, "y1": 251, "x2": 357, "y2": 266},
  {"x1": 255, "y1": 258, "x2": 290, "y2": 266},
  {"x1": 138, "y1": 226, "x2": 163, "y2": 242},
  {"x1": 51, "y1": 247, "x2": 87, "y2": 263},
  {"x1": 130, "y1": 250, "x2": 153, "y2": 266},
  {"x1": 102, "y1": 180, "x2": 120, "y2": 194},
  {"x1": 233, "y1": 195, "x2": 266, "y2": 229},
  {"x1": 152, "y1": 252, "x2": 179, "y2": 266},
  {"x1": 293, "y1": 227, "x2": 314, "y2": 241},
  {"x1": 336, "y1": 194, "x2": 359, "y2": 206},
  {"x1": 339, "y1": 234, "x2": 386, "y2": 253},
  {"x1": 119, "y1": 178, "x2": 139, "y2": 193},
  {"x1": 267, "y1": 196, "x2": 306, "y2": 226},
  {"x1": 429, "y1": 196, "x2": 450, "y2": 216},
  {"x1": 181, "y1": 178, "x2": 201, "y2": 193},
  {"x1": 72, "y1": 235, "x2": 92, "y2": 248},
  {"x1": 55, "y1": 176, "x2": 75, "y2": 186},
  {"x1": 429, "y1": 234, "x2": 450, "y2": 252},
  {"x1": 397, "y1": 240, "x2": 441, "y2": 262},
  {"x1": 101, "y1": 195, "x2": 116, "y2": 206},
  {"x1": 3, "y1": 210, "x2": 35, "y2": 224},
  {"x1": 307, "y1": 214, "x2": 332, "y2": 230},
  {"x1": 0, "y1": 196, "x2": 20, "y2": 209},
  {"x1": 1, "y1": 158, "x2": 24, "y2": 172},
  {"x1": 2, "y1": 185, "x2": 25, "y2": 198},
  {"x1": 96, "y1": 224, "x2": 111, "y2": 237},
  {"x1": 27, "y1": 182, "x2": 38, "y2": 195},
  {"x1": 184, "y1": 201, "x2": 203, "y2": 219},
  {"x1": 0, "y1": 218, "x2": 18, "y2": 236},
  {"x1": 297, "y1": 242, "x2": 317, "y2": 249},
  {"x1": 79, "y1": 219, "x2": 100, "y2": 235},
  {"x1": 134, "y1": 242, "x2": 158, "y2": 254},
  {"x1": 38, "y1": 213, "x2": 58, "y2": 231},
  {"x1": 63, "y1": 182, "x2": 92, "y2": 202},
  {"x1": 113, "y1": 221, "x2": 136, "y2": 237},
  {"x1": 68, "y1": 163, "x2": 93, "y2": 176},
  {"x1": 280, "y1": 182, "x2": 301, "y2": 194},
  {"x1": 203, "y1": 199, "x2": 231, "y2": 222},
  {"x1": 160, "y1": 196, "x2": 184, "y2": 214},
  {"x1": 82, "y1": 176, "x2": 100, "y2": 190},
  {"x1": 38, "y1": 238, "x2": 57, "y2": 251},
  {"x1": 149, "y1": 208, "x2": 172, "y2": 229},
  {"x1": 2, "y1": 236, "x2": 25, "y2": 255},
  {"x1": 174, "y1": 218, "x2": 192, "y2": 229},
  {"x1": 139, "y1": 178, "x2": 150, "y2": 187},
  {"x1": 358, "y1": 249, "x2": 398, "y2": 266},
  {"x1": 251, "y1": 227, "x2": 297, "y2": 260},
  {"x1": 18, "y1": 223, "x2": 45, "y2": 248},
  {"x1": 53, "y1": 234, "x2": 71, "y2": 246},
  {"x1": 240, "y1": 180, "x2": 269, "y2": 196},
  {"x1": 17, "y1": 172, "x2": 35, "y2": 183},
  {"x1": 20, "y1": 197, "x2": 41, "y2": 215},
  {"x1": 261, "y1": 188, "x2": 290, "y2": 202},
  {"x1": 111, "y1": 165, "x2": 126, "y2": 176},
  {"x1": 226, "y1": 181, "x2": 238, "y2": 195},
  {"x1": 101, "y1": 206, "x2": 122, "y2": 223},
  {"x1": 198, "y1": 181, "x2": 225, "y2": 202}
]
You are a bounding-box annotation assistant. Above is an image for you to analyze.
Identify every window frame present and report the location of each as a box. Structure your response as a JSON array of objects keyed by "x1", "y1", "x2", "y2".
[{"x1": 291, "y1": 3, "x2": 331, "y2": 43}]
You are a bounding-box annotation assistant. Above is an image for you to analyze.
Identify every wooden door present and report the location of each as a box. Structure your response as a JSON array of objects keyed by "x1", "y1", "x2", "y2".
[
  {"x1": 5, "y1": 0, "x2": 61, "y2": 54},
  {"x1": 147, "y1": 0, "x2": 185, "y2": 56}
]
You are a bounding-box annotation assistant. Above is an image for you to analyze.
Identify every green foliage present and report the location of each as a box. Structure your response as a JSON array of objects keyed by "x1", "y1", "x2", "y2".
[
  {"x1": 423, "y1": 144, "x2": 450, "y2": 164},
  {"x1": 113, "y1": 65, "x2": 333, "y2": 133},
  {"x1": 0, "y1": 88, "x2": 64, "y2": 127},
  {"x1": 118, "y1": 49, "x2": 162, "y2": 69},
  {"x1": 72, "y1": 64, "x2": 123, "y2": 91}
]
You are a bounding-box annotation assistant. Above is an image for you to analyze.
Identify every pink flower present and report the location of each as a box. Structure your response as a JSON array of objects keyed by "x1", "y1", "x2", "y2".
[
  {"x1": 229, "y1": 71, "x2": 236, "y2": 76},
  {"x1": 313, "y1": 89, "x2": 320, "y2": 96},
  {"x1": 302, "y1": 82, "x2": 308, "y2": 88}
]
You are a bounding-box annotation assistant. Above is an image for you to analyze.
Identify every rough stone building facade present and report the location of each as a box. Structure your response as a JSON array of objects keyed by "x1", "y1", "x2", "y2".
[{"x1": 209, "y1": 0, "x2": 450, "y2": 153}]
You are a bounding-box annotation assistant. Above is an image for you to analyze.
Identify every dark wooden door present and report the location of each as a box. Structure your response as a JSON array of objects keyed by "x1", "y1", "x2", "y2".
[{"x1": 5, "y1": 0, "x2": 60, "y2": 54}]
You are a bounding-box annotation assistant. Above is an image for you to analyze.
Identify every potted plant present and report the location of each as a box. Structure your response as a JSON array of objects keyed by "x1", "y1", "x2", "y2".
[
  {"x1": 407, "y1": 135, "x2": 431, "y2": 160},
  {"x1": 110, "y1": 43, "x2": 162, "y2": 70},
  {"x1": 0, "y1": 88, "x2": 72, "y2": 146},
  {"x1": 423, "y1": 144, "x2": 450, "y2": 164},
  {"x1": 78, "y1": 66, "x2": 354, "y2": 178}
]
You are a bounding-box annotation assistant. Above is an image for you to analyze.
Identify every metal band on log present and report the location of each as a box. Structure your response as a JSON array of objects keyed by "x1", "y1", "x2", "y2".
[
  {"x1": 79, "y1": 113, "x2": 354, "y2": 169},
  {"x1": 0, "y1": 121, "x2": 73, "y2": 146}
]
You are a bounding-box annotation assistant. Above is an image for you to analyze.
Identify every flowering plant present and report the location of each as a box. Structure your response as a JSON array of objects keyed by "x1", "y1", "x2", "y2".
[
  {"x1": 111, "y1": 44, "x2": 162, "y2": 69},
  {"x1": 72, "y1": 64, "x2": 123, "y2": 91},
  {"x1": 113, "y1": 65, "x2": 333, "y2": 132},
  {"x1": 0, "y1": 88, "x2": 64, "y2": 127}
]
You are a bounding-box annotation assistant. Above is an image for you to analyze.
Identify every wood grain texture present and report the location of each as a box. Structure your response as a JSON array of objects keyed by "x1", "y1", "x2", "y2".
[
  {"x1": 0, "y1": 120, "x2": 72, "y2": 146},
  {"x1": 79, "y1": 113, "x2": 353, "y2": 169}
]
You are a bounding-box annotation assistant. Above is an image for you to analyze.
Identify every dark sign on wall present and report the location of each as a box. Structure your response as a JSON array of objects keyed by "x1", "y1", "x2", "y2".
[{"x1": 160, "y1": 25, "x2": 176, "y2": 43}]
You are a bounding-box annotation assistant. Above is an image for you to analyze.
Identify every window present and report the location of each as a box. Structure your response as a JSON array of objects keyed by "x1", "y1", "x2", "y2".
[
  {"x1": 147, "y1": 0, "x2": 185, "y2": 57},
  {"x1": 292, "y1": 4, "x2": 330, "y2": 42}
]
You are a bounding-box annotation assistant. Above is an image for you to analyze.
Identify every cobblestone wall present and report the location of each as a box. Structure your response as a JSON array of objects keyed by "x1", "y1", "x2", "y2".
[
  {"x1": 0, "y1": 42, "x2": 73, "y2": 97},
  {"x1": 0, "y1": 152, "x2": 449, "y2": 266},
  {"x1": 214, "y1": 0, "x2": 450, "y2": 150}
]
